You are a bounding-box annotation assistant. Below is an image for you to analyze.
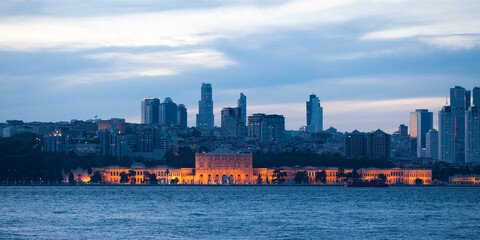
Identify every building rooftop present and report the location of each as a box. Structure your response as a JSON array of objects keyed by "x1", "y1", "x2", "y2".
[{"x1": 131, "y1": 163, "x2": 146, "y2": 169}]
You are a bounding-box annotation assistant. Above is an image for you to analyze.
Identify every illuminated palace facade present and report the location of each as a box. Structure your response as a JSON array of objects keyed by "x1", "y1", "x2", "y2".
[{"x1": 70, "y1": 149, "x2": 432, "y2": 185}]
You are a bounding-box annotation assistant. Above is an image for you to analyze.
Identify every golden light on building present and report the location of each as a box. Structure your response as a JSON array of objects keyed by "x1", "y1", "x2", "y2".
[{"x1": 67, "y1": 153, "x2": 432, "y2": 185}]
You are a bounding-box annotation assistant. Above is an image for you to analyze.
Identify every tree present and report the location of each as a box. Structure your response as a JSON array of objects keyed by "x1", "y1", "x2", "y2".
[
  {"x1": 465, "y1": 165, "x2": 471, "y2": 175},
  {"x1": 170, "y1": 177, "x2": 179, "y2": 185},
  {"x1": 120, "y1": 172, "x2": 129, "y2": 184},
  {"x1": 165, "y1": 169, "x2": 170, "y2": 185},
  {"x1": 128, "y1": 170, "x2": 136, "y2": 184},
  {"x1": 191, "y1": 169, "x2": 196, "y2": 185},
  {"x1": 294, "y1": 171, "x2": 308, "y2": 184},
  {"x1": 315, "y1": 170, "x2": 327, "y2": 184},
  {"x1": 345, "y1": 169, "x2": 360, "y2": 181},
  {"x1": 146, "y1": 172, "x2": 157, "y2": 185},
  {"x1": 378, "y1": 174, "x2": 387, "y2": 183},
  {"x1": 415, "y1": 178, "x2": 424, "y2": 185},
  {"x1": 336, "y1": 168, "x2": 345, "y2": 183},
  {"x1": 272, "y1": 169, "x2": 287, "y2": 184},
  {"x1": 256, "y1": 175, "x2": 263, "y2": 185},
  {"x1": 90, "y1": 171, "x2": 104, "y2": 184},
  {"x1": 352, "y1": 169, "x2": 360, "y2": 179},
  {"x1": 68, "y1": 172, "x2": 75, "y2": 185}
]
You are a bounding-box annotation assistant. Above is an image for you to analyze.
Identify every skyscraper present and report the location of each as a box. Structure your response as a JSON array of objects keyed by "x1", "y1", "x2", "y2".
[
  {"x1": 366, "y1": 129, "x2": 390, "y2": 160},
  {"x1": 177, "y1": 104, "x2": 188, "y2": 128},
  {"x1": 410, "y1": 109, "x2": 433, "y2": 158},
  {"x1": 261, "y1": 114, "x2": 285, "y2": 143},
  {"x1": 221, "y1": 107, "x2": 247, "y2": 138},
  {"x1": 99, "y1": 127, "x2": 129, "y2": 159},
  {"x1": 426, "y1": 129, "x2": 439, "y2": 161},
  {"x1": 466, "y1": 90, "x2": 472, "y2": 109},
  {"x1": 450, "y1": 86, "x2": 468, "y2": 164},
  {"x1": 247, "y1": 113, "x2": 264, "y2": 139},
  {"x1": 196, "y1": 83, "x2": 214, "y2": 130},
  {"x1": 473, "y1": 87, "x2": 480, "y2": 107},
  {"x1": 439, "y1": 106, "x2": 455, "y2": 163},
  {"x1": 345, "y1": 130, "x2": 366, "y2": 159},
  {"x1": 399, "y1": 124, "x2": 408, "y2": 138},
  {"x1": 237, "y1": 93, "x2": 247, "y2": 126},
  {"x1": 465, "y1": 106, "x2": 480, "y2": 164},
  {"x1": 141, "y1": 97, "x2": 160, "y2": 125},
  {"x1": 306, "y1": 94, "x2": 323, "y2": 133},
  {"x1": 247, "y1": 114, "x2": 285, "y2": 143},
  {"x1": 159, "y1": 97, "x2": 178, "y2": 126}
]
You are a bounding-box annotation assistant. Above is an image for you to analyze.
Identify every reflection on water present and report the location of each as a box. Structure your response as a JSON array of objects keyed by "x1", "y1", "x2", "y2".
[{"x1": 1, "y1": 186, "x2": 479, "y2": 239}]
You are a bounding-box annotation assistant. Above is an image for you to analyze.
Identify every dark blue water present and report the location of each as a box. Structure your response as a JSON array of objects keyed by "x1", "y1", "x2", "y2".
[{"x1": 1, "y1": 186, "x2": 479, "y2": 239}]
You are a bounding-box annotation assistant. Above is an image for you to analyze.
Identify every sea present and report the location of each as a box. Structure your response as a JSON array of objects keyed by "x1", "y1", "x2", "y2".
[{"x1": 1, "y1": 186, "x2": 479, "y2": 239}]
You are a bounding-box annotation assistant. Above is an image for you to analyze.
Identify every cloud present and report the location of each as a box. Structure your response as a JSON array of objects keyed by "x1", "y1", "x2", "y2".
[
  {"x1": 318, "y1": 48, "x2": 409, "y2": 61},
  {"x1": 362, "y1": 24, "x2": 480, "y2": 50},
  {"x1": 1, "y1": 0, "x2": 479, "y2": 52},
  {"x1": 86, "y1": 49, "x2": 234, "y2": 69},
  {"x1": 54, "y1": 48, "x2": 234, "y2": 86},
  {"x1": 359, "y1": 1, "x2": 480, "y2": 49},
  {"x1": 53, "y1": 69, "x2": 177, "y2": 86},
  {"x1": 0, "y1": 1, "x2": 354, "y2": 51}
]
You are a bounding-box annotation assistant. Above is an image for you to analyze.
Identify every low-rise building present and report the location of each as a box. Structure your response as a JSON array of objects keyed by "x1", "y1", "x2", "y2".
[
  {"x1": 67, "y1": 154, "x2": 432, "y2": 185},
  {"x1": 359, "y1": 167, "x2": 432, "y2": 185},
  {"x1": 449, "y1": 175, "x2": 480, "y2": 185}
]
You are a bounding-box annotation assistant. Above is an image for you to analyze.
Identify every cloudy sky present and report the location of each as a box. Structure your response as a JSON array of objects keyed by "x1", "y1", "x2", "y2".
[{"x1": 1, "y1": 0, "x2": 479, "y2": 133}]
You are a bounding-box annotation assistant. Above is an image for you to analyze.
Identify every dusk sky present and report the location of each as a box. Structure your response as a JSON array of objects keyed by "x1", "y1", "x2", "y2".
[{"x1": 1, "y1": 0, "x2": 479, "y2": 133}]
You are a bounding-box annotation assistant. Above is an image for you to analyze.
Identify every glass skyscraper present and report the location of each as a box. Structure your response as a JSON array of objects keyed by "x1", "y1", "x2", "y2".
[
  {"x1": 237, "y1": 93, "x2": 247, "y2": 126},
  {"x1": 450, "y1": 86, "x2": 468, "y2": 164},
  {"x1": 221, "y1": 107, "x2": 247, "y2": 138},
  {"x1": 177, "y1": 104, "x2": 188, "y2": 128},
  {"x1": 196, "y1": 83, "x2": 214, "y2": 130},
  {"x1": 141, "y1": 97, "x2": 160, "y2": 125},
  {"x1": 410, "y1": 109, "x2": 433, "y2": 158},
  {"x1": 306, "y1": 94, "x2": 323, "y2": 133},
  {"x1": 465, "y1": 106, "x2": 480, "y2": 164},
  {"x1": 159, "y1": 97, "x2": 178, "y2": 126}
]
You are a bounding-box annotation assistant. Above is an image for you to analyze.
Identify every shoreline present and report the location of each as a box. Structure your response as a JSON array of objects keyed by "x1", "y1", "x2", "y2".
[{"x1": 0, "y1": 184, "x2": 478, "y2": 187}]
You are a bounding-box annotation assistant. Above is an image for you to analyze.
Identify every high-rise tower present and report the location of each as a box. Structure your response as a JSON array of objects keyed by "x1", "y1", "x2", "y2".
[
  {"x1": 466, "y1": 105, "x2": 480, "y2": 164},
  {"x1": 410, "y1": 109, "x2": 433, "y2": 158},
  {"x1": 237, "y1": 93, "x2": 247, "y2": 126},
  {"x1": 306, "y1": 94, "x2": 323, "y2": 133},
  {"x1": 473, "y1": 87, "x2": 480, "y2": 107},
  {"x1": 247, "y1": 114, "x2": 285, "y2": 143},
  {"x1": 438, "y1": 86, "x2": 476, "y2": 164},
  {"x1": 439, "y1": 106, "x2": 455, "y2": 163},
  {"x1": 141, "y1": 97, "x2": 160, "y2": 125},
  {"x1": 426, "y1": 129, "x2": 439, "y2": 161},
  {"x1": 196, "y1": 83, "x2": 214, "y2": 129},
  {"x1": 177, "y1": 104, "x2": 188, "y2": 128},
  {"x1": 221, "y1": 107, "x2": 247, "y2": 138},
  {"x1": 159, "y1": 97, "x2": 178, "y2": 126},
  {"x1": 450, "y1": 86, "x2": 467, "y2": 164}
]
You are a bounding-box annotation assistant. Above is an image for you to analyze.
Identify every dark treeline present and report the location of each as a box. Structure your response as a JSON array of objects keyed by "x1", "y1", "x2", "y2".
[
  {"x1": 2, "y1": 134, "x2": 479, "y2": 182},
  {"x1": 432, "y1": 162, "x2": 480, "y2": 183},
  {"x1": 0, "y1": 134, "x2": 139, "y2": 182},
  {"x1": 0, "y1": 134, "x2": 196, "y2": 182},
  {"x1": 163, "y1": 147, "x2": 195, "y2": 168},
  {"x1": 253, "y1": 151, "x2": 394, "y2": 169}
]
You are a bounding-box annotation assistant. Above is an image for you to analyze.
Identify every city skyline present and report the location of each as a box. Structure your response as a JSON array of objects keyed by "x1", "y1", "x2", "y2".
[
  {"x1": 1, "y1": 1, "x2": 480, "y2": 133},
  {"x1": 2, "y1": 84, "x2": 479, "y2": 134}
]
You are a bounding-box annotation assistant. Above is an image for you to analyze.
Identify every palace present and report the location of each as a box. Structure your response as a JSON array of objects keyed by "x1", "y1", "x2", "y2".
[
  {"x1": 68, "y1": 149, "x2": 432, "y2": 185},
  {"x1": 359, "y1": 168, "x2": 432, "y2": 185},
  {"x1": 449, "y1": 175, "x2": 480, "y2": 185}
]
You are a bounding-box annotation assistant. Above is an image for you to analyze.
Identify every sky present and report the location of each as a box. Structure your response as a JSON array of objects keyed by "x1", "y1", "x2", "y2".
[{"x1": 0, "y1": 0, "x2": 479, "y2": 133}]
